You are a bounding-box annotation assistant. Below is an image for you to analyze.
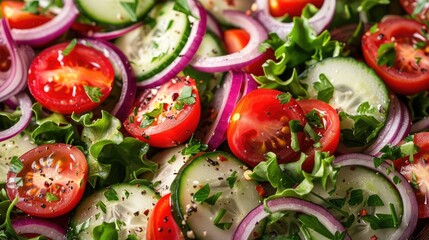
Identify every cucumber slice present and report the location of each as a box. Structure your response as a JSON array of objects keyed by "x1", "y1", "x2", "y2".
[
  {"x1": 171, "y1": 151, "x2": 262, "y2": 239},
  {"x1": 195, "y1": 31, "x2": 225, "y2": 58},
  {"x1": 309, "y1": 165, "x2": 403, "y2": 239},
  {"x1": 0, "y1": 134, "x2": 36, "y2": 184},
  {"x1": 69, "y1": 183, "x2": 158, "y2": 239},
  {"x1": 75, "y1": 0, "x2": 155, "y2": 26},
  {"x1": 115, "y1": 2, "x2": 190, "y2": 81},
  {"x1": 299, "y1": 57, "x2": 389, "y2": 146}
]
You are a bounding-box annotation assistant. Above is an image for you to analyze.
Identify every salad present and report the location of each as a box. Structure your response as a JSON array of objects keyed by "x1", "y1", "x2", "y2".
[{"x1": 0, "y1": 0, "x2": 429, "y2": 239}]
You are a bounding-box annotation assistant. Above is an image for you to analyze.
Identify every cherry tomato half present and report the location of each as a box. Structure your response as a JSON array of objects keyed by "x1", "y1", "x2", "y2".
[
  {"x1": 297, "y1": 99, "x2": 341, "y2": 172},
  {"x1": 146, "y1": 193, "x2": 182, "y2": 240},
  {"x1": 269, "y1": 0, "x2": 324, "y2": 18},
  {"x1": 227, "y1": 89, "x2": 307, "y2": 167},
  {"x1": 28, "y1": 42, "x2": 115, "y2": 114},
  {"x1": 224, "y1": 29, "x2": 275, "y2": 76},
  {"x1": 394, "y1": 132, "x2": 429, "y2": 219},
  {"x1": 123, "y1": 76, "x2": 201, "y2": 148},
  {"x1": 0, "y1": 1, "x2": 52, "y2": 29},
  {"x1": 362, "y1": 17, "x2": 429, "y2": 95},
  {"x1": 400, "y1": 0, "x2": 429, "y2": 21},
  {"x1": 6, "y1": 144, "x2": 88, "y2": 218}
]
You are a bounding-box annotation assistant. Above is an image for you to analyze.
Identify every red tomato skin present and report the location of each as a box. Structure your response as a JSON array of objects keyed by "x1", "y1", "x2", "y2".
[
  {"x1": 123, "y1": 77, "x2": 201, "y2": 148},
  {"x1": 146, "y1": 193, "x2": 182, "y2": 240},
  {"x1": 224, "y1": 29, "x2": 275, "y2": 76},
  {"x1": 1, "y1": 1, "x2": 52, "y2": 29},
  {"x1": 362, "y1": 17, "x2": 429, "y2": 95},
  {"x1": 400, "y1": 0, "x2": 429, "y2": 21},
  {"x1": 269, "y1": 0, "x2": 324, "y2": 17},
  {"x1": 227, "y1": 89, "x2": 307, "y2": 167},
  {"x1": 6, "y1": 144, "x2": 88, "y2": 218},
  {"x1": 28, "y1": 42, "x2": 115, "y2": 114},
  {"x1": 297, "y1": 99, "x2": 341, "y2": 172},
  {"x1": 394, "y1": 132, "x2": 429, "y2": 218}
]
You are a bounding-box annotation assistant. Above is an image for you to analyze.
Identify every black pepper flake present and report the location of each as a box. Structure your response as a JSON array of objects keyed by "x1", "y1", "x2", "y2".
[
  {"x1": 134, "y1": 211, "x2": 140, "y2": 216},
  {"x1": 41, "y1": 203, "x2": 46, "y2": 208},
  {"x1": 206, "y1": 158, "x2": 219, "y2": 166}
]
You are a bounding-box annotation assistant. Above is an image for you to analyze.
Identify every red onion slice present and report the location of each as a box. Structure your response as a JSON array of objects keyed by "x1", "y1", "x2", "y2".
[
  {"x1": 190, "y1": 10, "x2": 268, "y2": 73},
  {"x1": 196, "y1": 71, "x2": 244, "y2": 150},
  {"x1": 411, "y1": 117, "x2": 429, "y2": 133},
  {"x1": 233, "y1": 197, "x2": 350, "y2": 240},
  {"x1": 241, "y1": 72, "x2": 259, "y2": 96},
  {"x1": 83, "y1": 22, "x2": 143, "y2": 41},
  {"x1": 0, "y1": 92, "x2": 33, "y2": 141},
  {"x1": 77, "y1": 39, "x2": 136, "y2": 122},
  {"x1": 255, "y1": 0, "x2": 336, "y2": 39},
  {"x1": 11, "y1": 0, "x2": 79, "y2": 46},
  {"x1": 0, "y1": 19, "x2": 35, "y2": 102},
  {"x1": 364, "y1": 93, "x2": 401, "y2": 156},
  {"x1": 12, "y1": 217, "x2": 66, "y2": 240},
  {"x1": 390, "y1": 99, "x2": 411, "y2": 145},
  {"x1": 136, "y1": 0, "x2": 207, "y2": 89},
  {"x1": 334, "y1": 153, "x2": 418, "y2": 240}
]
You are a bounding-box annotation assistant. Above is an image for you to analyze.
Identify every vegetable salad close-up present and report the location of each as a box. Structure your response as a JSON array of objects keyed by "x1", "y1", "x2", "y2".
[{"x1": 1, "y1": 0, "x2": 429, "y2": 239}]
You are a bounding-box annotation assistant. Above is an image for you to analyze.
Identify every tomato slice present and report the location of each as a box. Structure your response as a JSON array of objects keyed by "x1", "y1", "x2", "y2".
[
  {"x1": 223, "y1": 29, "x2": 275, "y2": 76},
  {"x1": 227, "y1": 89, "x2": 307, "y2": 167},
  {"x1": 123, "y1": 77, "x2": 201, "y2": 148},
  {"x1": 393, "y1": 132, "x2": 429, "y2": 218},
  {"x1": 362, "y1": 17, "x2": 429, "y2": 95},
  {"x1": 146, "y1": 193, "x2": 182, "y2": 240},
  {"x1": 6, "y1": 144, "x2": 88, "y2": 218},
  {"x1": 269, "y1": 0, "x2": 324, "y2": 18},
  {"x1": 28, "y1": 42, "x2": 115, "y2": 114},
  {"x1": 400, "y1": 0, "x2": 429, "y2": 21},
  {"x1": 1, "y1": 1, "x2": 52, "y2": 29},
  {"x1": 297, "y1": 99, "x2": 340, "y2": 172}
]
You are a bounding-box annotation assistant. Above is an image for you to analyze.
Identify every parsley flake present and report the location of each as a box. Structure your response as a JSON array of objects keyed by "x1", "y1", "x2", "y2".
[
  {"x1": 377, "y1": 43, "x2": 396, "y2": 67},
  {"x1": 276, "y1": 92, "x2": 292, "y2": 104},
  {"x1": 62, "y1": 39, "x2": 77, "y2": 56},
  {"x1": 46, "y1": 192, "x2": 59, "y2": 202},
  {"x1": 214, "y1": 208, "x2": 233, "y2": 230},
  {"x1": 84, "y1": 86, "x2": 103, "y2": 103},
  {"x1": 175, "y1": 86, "x2": 196, "y2": 110},
  {"x1": 10, "y1": 156, "x2": 23, "y2": 174},
  {"x1": 313, "y1": 74, "x2": 334, "y2": 103},
  {"x1": 104, "y1": 188, "x2": 119, "y2": 201}
]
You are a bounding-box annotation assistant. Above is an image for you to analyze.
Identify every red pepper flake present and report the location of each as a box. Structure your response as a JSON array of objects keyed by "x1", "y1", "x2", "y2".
[
  {"x1": 217, "y1": 155, "x2": 228, "y2": 162},
  {"x1": 370, "y1": 235, "x2": 378, "y2": 240},
  {"x1": 255, "y1": 185, "x2": 267, "y2": 197},
  {"x1": 359, "y1": 208, "x2": 368, "y2": 217},
  {"x1": 143, "y1": 209, "x2": 150, "y2": 216}
]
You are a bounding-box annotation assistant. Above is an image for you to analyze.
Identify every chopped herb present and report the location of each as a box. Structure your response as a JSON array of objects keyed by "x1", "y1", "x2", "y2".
[
  {"x1": 289, "y1": 120, "x2": 303, "y2": 152},
  {"x1": 313, "y1": 74, "x2": 334, "y2": 103},
  {"x1": 357, "y1": 102, "x2": 376, "y2": 115},
  {"x1": 193, "y1": 184, "x2": 222, "y2": 205},
  {"x1": 304, "y1": 122, "x2": 321, "y2": 143},
  {"x1": 214, "y1": 208, "x2": 233, "y2": 230},
  {"x1": 120, "y1": 0, "x2": 138, "y2": 22},
  {"x1": 175, "y1": 86, "x2": 196, "y2": 110},
  {"x1": 96, "y1": 201, "x2": 107, "y2": 214},
  {"x1": 140, "y1": 103, "x2": 163, "y2": 128},
  {"x1": 377, "y1": 43, "x2": 396, "y2": 67},
  {"x1": 341, "y1": 215, "x2": 355, "y2": 228},
  {"x1": 328, "y1": 198, "x2": 346, "y2": 209},
  {"x1": 226, "y1": 171, "x2": 237, "y2": 189},
  {"x1": 373, "y1": 157, "x2": 385, "y2": 168},
  {"x1": 413, "y1": 0, "x2": 429, "y2": 15},
  {"x1": 414, "y1": 41, "x2": 426, "y2": 49},
  {"x1": 370, "y1": 24, "x2": 378, "y2": 34},
  {"x1": 390, "y1": 203, "x2": 399, "y2": 228},
  {"x1": 10, "y1": 156, "x2": 23, "y2": 174},
  {"x1": 411, "y1": 171, "x2": 419, "y2": 190},
  {"x1": 115, "y1": 219, "x2": 126, "y2": 230},
  {"x1": 173, "y1": 0, "x2": 194, "y2": 16},
  {"x1": 46, "y1": 192, "x2": 59, "y2": 202},
  {"x1": 104, "y1": 188, "x2": 119, "y2": 201},
  {"x1": 126, "y1": 234, "x2": 139, "y2": 240},
  {"x1": 306, "y1": 110, "x2": 323, "y2": 128},
  {"x1": 299, "y1": 214, "x2": 334, "y2": 239},
  {"x1": 93, "y1": 221, "x2": 118, "y2": 240},
  {"x1": 62, "y1": 39, "x2": 78, "y2": 56},
  {"x1": 22, "y1": 1, "x2": 39, "y2": 14},
  {"x1": 393, "y1": 175, "x2": 401, "y2": 184},
  {"x1": 168, "y1": 155, "x2": 177, "y2": 164},
  {"x1": 362, "y1": 213, "x2": 397, "y2": 230},
  {"x1": 124, "y1": 190, "x2": 130, "y2": 199},
  {"x1": 166, "y1": 20, "x2": 174, "y2": 30},
  {"x1": 276, "y1": 92, "x2": 292, "y2": 104},
  {"x1": 84, "y1": 86, "x2": 103, "y2": 103},
  {"x1": 348, "y1": 189, "x2": 363, "y2": 206},
  {"x1": 182, "y1": 135, "x2": 208, "y2": 156},
  {"x1": 140, "y1": 115, "x2": 155, "y2": 128},
  {"x1": 333, "y1": 231, "x2": 347, "y2": 240},
  {"x1": 367, "y1": 194, "x2": 384, "y2": 207}
]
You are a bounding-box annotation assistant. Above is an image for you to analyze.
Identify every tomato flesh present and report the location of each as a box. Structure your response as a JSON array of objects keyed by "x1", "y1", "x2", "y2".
[
  {"x1": 6, "y1": 144, "x2": 88, "y2": 218},
  {"x1": 297, "y1": 99, "x2": 340, "y2": 172},
  {"x1": 123, "y1": 77, "x2": 201, "y2": 148},
  {"x1": 394, "y1": 132, "x2": 429, "y2": 218},
  {"x1": 28, "y1": 42, "x2": 115, "y2": 114},
  {"x1": 1, "y1": 1, "x2": 52, "y2": 29},
  {"x1": 362, "y1": 17, "x2": 429, "y2": 95},
  {"x1": 269, "y1": 0, "x2": 324, "y2": 17},
  {"x1": 227, "y1": 89, "x2": 307, "y2": 166},
  {"x1": 146, "y1": 193, "x2": 182, "y2": 240},
  {"x1": 224, "y1": 29, "x2": 275, "y2": 76}
]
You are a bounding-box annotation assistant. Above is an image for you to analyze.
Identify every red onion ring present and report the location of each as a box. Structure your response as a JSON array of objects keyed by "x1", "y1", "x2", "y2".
[
  {"x1": 334, "y1": 153, "x2": 418, "y2": 240},
  {"x1": 233, "y1": 197, "x2": 350, "y2": 240},
  {"x1": 364, "y1": 93, "x2": 401, "y2": 156},
  {"x1": 136, "y1": 0, "x2": 207, "y2": 89},
  {"x1": 11, "y1": 0, "x2": 79, "y2": 46},
  {"x1": 77, "y1": 39, "x2": 136, "y2": 122},
  {"x1": 411, "y1": 117, "x2": 429, "y2": 133},
  {"x1": 82, "y1": 22, "x2": 143, "y2": 41},
  {"x1": 241, "y1": 72, "x2": 259, "y2": 96},
  {"x1": 190, "y1": 10, "x2": 268, "y2": 73},
  {"x1": 0, "y1": 92, "x2": 33, "y2": 141},
  {"x1": 0, "y1": 19, "x2": 35, "y2": 102},
  {"x1": 12, "y1": 217, "x2": 66, "y2": 240},
  {"x1": 390, "y1": 99, "x2": 411, "y2": 145},
  {"x1": 196, "y1": 71, "x2": 244, "y2": 150},
  {"x1": 255, "y1": 0, "x2": 336, "y2": 39},
  {"x1": 206, "y1": 12, "x2": 223, "y2": 39}
]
